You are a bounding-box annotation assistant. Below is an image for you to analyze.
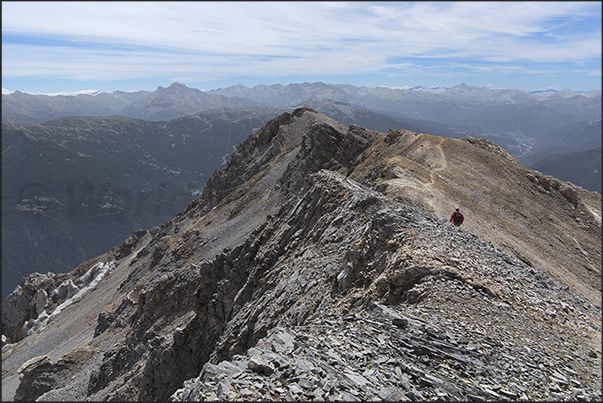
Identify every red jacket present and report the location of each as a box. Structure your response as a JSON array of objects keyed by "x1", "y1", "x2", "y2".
[{"x1": 450, "y1": 211, "x2": 464, "y2": 224}]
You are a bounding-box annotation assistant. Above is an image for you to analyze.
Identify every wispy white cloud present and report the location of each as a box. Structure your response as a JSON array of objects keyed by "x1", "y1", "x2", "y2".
[{"x1": 1, "y1": 1, "x2": 601, "y2": 91}]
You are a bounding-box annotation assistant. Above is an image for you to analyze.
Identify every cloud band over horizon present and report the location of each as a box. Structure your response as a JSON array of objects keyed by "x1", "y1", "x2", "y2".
[{"x1": 2, "y1": 1, "x2": 601, "y2": 93}]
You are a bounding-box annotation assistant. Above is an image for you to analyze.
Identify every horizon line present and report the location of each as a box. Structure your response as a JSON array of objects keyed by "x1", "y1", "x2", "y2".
[{"x1": 3, "y1": 81, "x2": 602, "y2": 97}]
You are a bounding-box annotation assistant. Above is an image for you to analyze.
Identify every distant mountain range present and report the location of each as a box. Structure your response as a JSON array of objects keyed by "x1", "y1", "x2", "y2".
[
  {"x1": 5, "y1": 81, "x2": 599, "y2": 188},
  {"x1": 4, "y1": 83, "x2": 597, "y2": 98},
  {"x1": 4, "y1": 81, "x2": 601, "y2": 125},
  {"x1": 2, "y1": 82, "x2": 601, "y2": 299}
]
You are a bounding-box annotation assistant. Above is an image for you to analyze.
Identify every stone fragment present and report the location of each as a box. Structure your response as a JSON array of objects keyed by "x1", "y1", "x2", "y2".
[
  {"x1": 550, "y1": 369, "x2": 568, "y2": 384},
  {"x1": 298, "y1": 378, "x2": 315, "y2": 390},
  {"x1": 18, "y1": 355, "x2": 52, "y2": 376},
  {"x1": 499, "y1": 388, "x2": 519, "y2": 399},
  {"x1": 407, "y1": 389, "x2": 425, "y2": 400},
  {"x1": 270, "y1": 331, "x2": 295, "y2": 354},
  {"x1": 173, "y1": 327, "x2": 186, "y2": 346},
  {"x1": 33, "y1": 289, "x2": 48, "y2": 315},
  {"x1": 216, "y1": 378, "x2": 231, "y2": 399},
  {"x1": 480, "y1": 385, "x2": 502, "y2": 399},
  {"x1": 344, "y1": 369, "x2": 369, "y2": 388},
  {"x1": 563, "y1": 366, "x2": 577, "y2": 375},
  {"x1": 338, "y1": 390, "x2": 362, "y2": 401},
  {"x1": 456, "y1": 335, "x2": 470, "y2": 344},
  {"x1": 312, "y1": 387, "x2": 325, "y2": 400},
  {"x1": 392, "y1": 317, "x2": 409, "y2": 328},
  {"x1": 399, "y1": 372, "x2": 412, "y2": 391},
  {"x1": 248, "y1": 355, "x2": 274, "y2": 374},
  {"x1": 288, "y1": 384, "x2": 303, "y2": 395},
  {"x1": 377, "y1": 385, "x2": 407, "y2": 400},
  {"x1": 422, "y1": 373, "x2": 444, "y2": 387}
]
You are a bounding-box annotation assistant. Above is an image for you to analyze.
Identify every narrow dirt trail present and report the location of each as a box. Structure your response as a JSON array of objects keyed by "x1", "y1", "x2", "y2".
[{"x1": 423, "y1": 136, "x2": 449, "y2": 187}]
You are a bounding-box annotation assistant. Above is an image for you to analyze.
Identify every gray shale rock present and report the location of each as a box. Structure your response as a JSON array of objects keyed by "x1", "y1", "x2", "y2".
[{"x1": 171, "y1": 302, "x2": 601, "y2": 401}]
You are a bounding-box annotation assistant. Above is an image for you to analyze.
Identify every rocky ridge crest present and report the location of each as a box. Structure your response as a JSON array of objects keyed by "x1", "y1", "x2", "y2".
[{"x1": 2, "y1": 108, "x2": 601, "y2": 401}]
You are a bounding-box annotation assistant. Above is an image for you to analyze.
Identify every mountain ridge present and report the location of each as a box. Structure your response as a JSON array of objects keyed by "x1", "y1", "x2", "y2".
[
  {"x1": 2, "y1": 108, "x2": 600, "y2": 401},
  {"x1": 4, "y1": 82, "x2": 600, "y2": 98},
  {"x1": 3, "y1": 92, "x2": 600, "y2": 301},
  {"x1": 4, "y1": 81, "x2": 600, "y2": 164},
  {"x1": 0, "y1": 100, "x2": 491, "y2": 301},
  {"x1": 4, "y1": 81, "x2": 599, "y2": 164}
]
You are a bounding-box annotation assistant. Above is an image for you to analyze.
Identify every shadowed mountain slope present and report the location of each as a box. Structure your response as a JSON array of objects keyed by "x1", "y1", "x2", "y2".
[
  {"x1": 2, "y1": 109, "x2": 601, "y2": 401},
  {"x1": 1, "y1": 108, "x2": 283, "y2": 299},
  {"x1": 527, "y1": 147, "x2": 602, "y2": 194}
]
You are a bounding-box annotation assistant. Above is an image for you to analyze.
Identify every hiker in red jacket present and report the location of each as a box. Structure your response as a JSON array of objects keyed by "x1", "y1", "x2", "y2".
[{"x1": 450, "y1": 208, "x2": 464, "y2": 226}]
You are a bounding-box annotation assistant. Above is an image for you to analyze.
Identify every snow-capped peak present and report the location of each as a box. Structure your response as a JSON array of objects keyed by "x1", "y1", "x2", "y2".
[{"x1": 376, "y1": 85, "x2": 449, "y2": 93}]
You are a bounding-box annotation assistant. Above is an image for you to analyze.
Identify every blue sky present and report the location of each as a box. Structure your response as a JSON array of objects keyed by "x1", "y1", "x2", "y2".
[{"x1": 2, "y1": 1, "x2": 601, "y2": 94}]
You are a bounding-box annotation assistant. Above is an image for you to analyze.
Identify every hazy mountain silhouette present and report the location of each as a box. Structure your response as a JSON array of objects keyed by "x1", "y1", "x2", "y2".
[
  {"x1": 2, "y1": 90, "x2": 150, "y2": 124},
  {"x1": 4, "y1": 82, "x2": 600, "y2": 192}
]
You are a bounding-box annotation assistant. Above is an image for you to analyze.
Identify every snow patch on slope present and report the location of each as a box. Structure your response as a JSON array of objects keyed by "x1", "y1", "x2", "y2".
[
  {"x1": 587, "y1": 205, "x2": 601, "y2": 224},
  {"x1": 22, "y1": 261, "x2": 115, "y2": 336}
]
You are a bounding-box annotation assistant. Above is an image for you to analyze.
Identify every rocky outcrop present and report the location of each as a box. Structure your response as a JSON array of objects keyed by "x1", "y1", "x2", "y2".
[
  {"x1": 2, "y1": 108, "x2": 600, "y2": 401},
  {"x1": 461, "y1": 135, "x2": 520, "y2": 163},
  {"x1": 173, "y1": 308, "x2": 600, "y2": 401},
  {"x1": 2, "y1": 256, "x2": 107, "y2": 344},
  {"x1": 2, "y1": 272, "x2": 67, "y2": 343},
  {"x1": 14, "y1": 348, "x2": 95, "y2": 401},
  {"x1": 526, "y1": 170, "x2": 580, "y2": 206}
]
